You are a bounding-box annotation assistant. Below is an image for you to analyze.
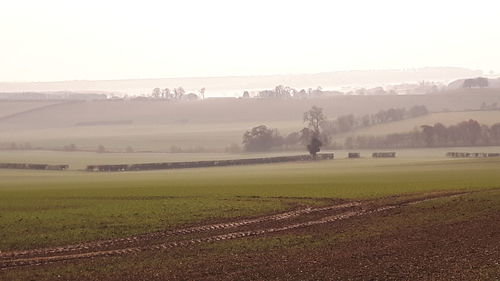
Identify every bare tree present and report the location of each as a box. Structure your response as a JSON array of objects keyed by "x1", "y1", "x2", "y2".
[
  {"x1": 151, "y1": 88, "x2": 161, "y2": 98},
  {"x1": 199, "y1": 88, "x2": 206, "y2": 99},
  {"x1": 303, "y1": 106, "x2": 326, "y2": 134},
  {"x1": 162, "y1": 88, "x2": 171, "y2": 99},
  {"x1": 303, "y1": 106, "x2": 327, "y2": 158},
  {"x1": 173, "y1": 87, "x2": 185, "y2": 99},
  {"x1": 97, "y1": 145, "x2": 106, "y2": 153}
]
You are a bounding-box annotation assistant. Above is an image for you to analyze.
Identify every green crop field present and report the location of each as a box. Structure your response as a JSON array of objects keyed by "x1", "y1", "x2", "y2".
[{"x1": 1, "y1": 147, "x2": 500, "y2": 252}]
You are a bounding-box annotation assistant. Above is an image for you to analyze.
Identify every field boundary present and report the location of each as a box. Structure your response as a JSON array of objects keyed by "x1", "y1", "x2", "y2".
[
  {"x1": 85, "y1": 153, "x2": 335, "y2": 172},
  {"x1": 0, "y1": 163, "x2": 69, "y2": 171}
]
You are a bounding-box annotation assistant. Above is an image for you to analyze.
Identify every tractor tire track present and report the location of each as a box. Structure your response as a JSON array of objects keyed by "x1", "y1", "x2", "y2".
[
  {"x1": 0, "y1": 202, "x2": 360, "y2": 260},
  {"x1": 0, "y1": 208, "x2": 382, "y2": 269},
  {"x1": 0, "y1": 191, "x2": 470, "y2": 270}
]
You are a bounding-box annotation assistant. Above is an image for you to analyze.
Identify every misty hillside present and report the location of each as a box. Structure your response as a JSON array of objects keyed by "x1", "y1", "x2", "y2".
[
  {"x1": 1, "y1": 88, "x2": 500, "y2": 152},
  {"x1": 0, "y1": 100, "x2": 63, "y2": 119},
  {"x1": 1, "y1": 89, "x2": 500, "y2": 131}
]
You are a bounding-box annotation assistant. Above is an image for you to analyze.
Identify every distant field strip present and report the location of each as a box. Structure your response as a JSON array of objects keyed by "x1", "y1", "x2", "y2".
[{"x1": 0, "y1": 191, "x2": 472, "y2": 270}]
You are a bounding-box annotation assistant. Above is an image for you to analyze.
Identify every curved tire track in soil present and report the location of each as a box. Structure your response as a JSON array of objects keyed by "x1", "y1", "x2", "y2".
[
  {"x1": 0, "y1": 191, "x2": 470, "y2": 270},
  {"x1": 0, "y1": 202, "x2": 360, "y2": 260}
]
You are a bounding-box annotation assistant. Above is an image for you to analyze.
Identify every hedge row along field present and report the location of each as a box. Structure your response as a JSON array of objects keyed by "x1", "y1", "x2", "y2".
[
  {"x1": 0, "y1": 163, "x2": 69, "y2": 170},
  {"x1": 371, "y1": 152, "x2": 396, "y2": 158},
  {"x1": 86, "y1": 153, "x2": 335, "y2": 172},
  {"x1": 446, "y1": 152, "x2": 500, "y2": 158}
]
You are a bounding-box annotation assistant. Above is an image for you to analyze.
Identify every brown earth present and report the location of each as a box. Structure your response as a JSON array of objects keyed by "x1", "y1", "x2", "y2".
[{"x1": 188, "y1": 210, "x2": 500, "y2": 281}]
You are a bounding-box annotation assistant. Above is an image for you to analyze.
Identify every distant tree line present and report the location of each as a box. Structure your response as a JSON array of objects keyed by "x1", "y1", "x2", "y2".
[
  {"x1": 344, "y1": 120, "x2": 500, "y2": 149},
  {"x1": 245, "y1": 82, "x2": 443, "y2": 99},
  {"x1": 148, "y1": 87, "x2": 204, "y2": 101},
  {"x1": 250, "y1": 85, "x2": 328, "y2": 99},
  {"x1": 240, "y1": 105, "x2": 500, "y2": 153},
  {"x1": 241, "y1": 105, "x2": 430, "y2": 153},
  {"x1": 321, "y1": 105, "x2": 429, "y2": 135}
]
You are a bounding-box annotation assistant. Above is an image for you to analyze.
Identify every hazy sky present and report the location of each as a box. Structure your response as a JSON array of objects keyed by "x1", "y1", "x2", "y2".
[{"x1": 1, "y1": 0, "x2": 499, "y2": 82}]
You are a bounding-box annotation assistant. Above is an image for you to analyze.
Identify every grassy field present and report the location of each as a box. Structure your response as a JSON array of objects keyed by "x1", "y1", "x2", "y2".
[
  {"x1": 2, "y1": 186, "x2": 499, "y2": 280},
  {"x1": 1, "y1": 148, "x2": 500, "y2": 251}
]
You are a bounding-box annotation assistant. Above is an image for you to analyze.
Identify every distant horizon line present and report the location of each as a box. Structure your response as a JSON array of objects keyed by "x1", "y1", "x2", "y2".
[{"x1": 0, "y1": 66, "x2": 487, "y2": 84}]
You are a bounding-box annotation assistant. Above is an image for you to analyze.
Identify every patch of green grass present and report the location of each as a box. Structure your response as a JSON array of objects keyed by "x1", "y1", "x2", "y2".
[
  {"x1": 0, "y1": 193, "x2": 312, "y2": 251},
  {"x1": 1, "y1": 154, "x2": 500, "y2": 250}
]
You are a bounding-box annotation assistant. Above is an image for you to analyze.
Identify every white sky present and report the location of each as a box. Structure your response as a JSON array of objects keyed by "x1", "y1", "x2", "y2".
[{"x1": 1, "y1": 0, "x2": 499, "y2": 82}]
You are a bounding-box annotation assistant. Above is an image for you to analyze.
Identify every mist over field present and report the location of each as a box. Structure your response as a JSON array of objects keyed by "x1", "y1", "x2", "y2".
[
  {"x1": 2, "y1": 84, "x2": 500, "y2": 154},
  {"x1": 1, "y1": 1, "x2": 500, "y2": 280}
]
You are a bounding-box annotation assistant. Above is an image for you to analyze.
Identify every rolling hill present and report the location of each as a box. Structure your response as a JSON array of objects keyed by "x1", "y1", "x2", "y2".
[
  {"x1": 0, "y1": 100, "x2": 64, "y2": 119},
  {"x1": 1, "y1": 89, "x2": 500, "y2": 152}
]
